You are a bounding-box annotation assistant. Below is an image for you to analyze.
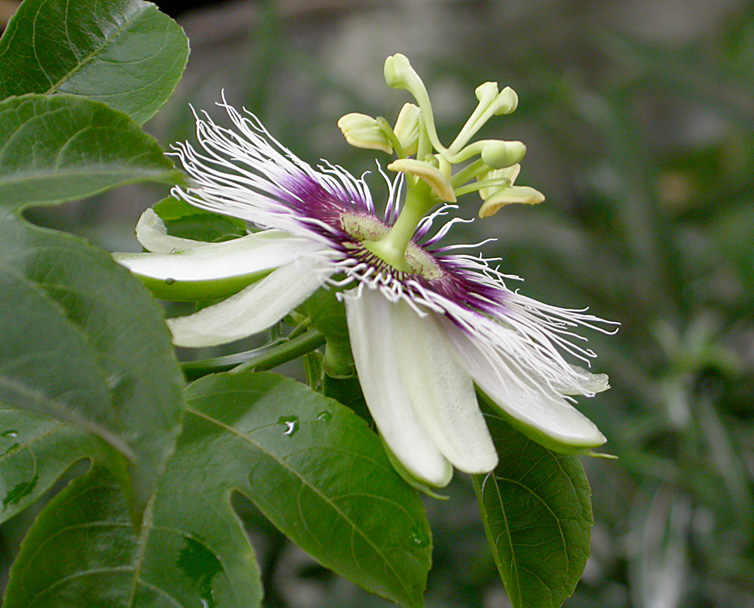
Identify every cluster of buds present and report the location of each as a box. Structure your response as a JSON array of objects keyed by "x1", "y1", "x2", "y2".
[{"x1": 337, "y1": 53, "x2": 544, "y2": 218}]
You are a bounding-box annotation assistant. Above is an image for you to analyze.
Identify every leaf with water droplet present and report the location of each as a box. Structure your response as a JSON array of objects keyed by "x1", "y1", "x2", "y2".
[
  {"x1": 0, "y1": 407, "x2": 98, "y2": 524},
  {"x1": 4, "y1": 372, "x2": 431, "y2": 608}
]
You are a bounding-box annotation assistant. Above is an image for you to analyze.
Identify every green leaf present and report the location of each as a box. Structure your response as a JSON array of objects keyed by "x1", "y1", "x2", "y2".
[
  {"x1": 0, "y1": 218, "x2": 184, "y2": 520},
  {"x1": 3, "y1": 465, "x2": 261, "y2": 608},
  {"x1": 302, "y1": 288, "x2": 354, "y2": 377},
  {"x1": 152, "y1": 195, "x2": 248, "y2": 242},
  {"x1": 4, "y1": 372, "x2": 431, "y2": 608},
  {"x1": 0, "y1": 0, "x2": 189, "y2": 124},
  {"x1": 182, "y1": 371, "x2": 430, "y2": 608},
  {"x1": 473, "y1": 414, "x2": 593, "y2": 608},
  {"x1": 0, "y1": 94, "x2": 182, "y2": 210},
  {"x1": 0, "y1": 407, "x2": 97, "y2": 524}
]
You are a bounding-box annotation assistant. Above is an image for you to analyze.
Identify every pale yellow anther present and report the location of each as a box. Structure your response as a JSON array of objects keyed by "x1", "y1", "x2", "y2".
[
  {"x1": 388, "y1": 158, "x2": 457, "y2": 202},
  {"x1": 491, "y1": 86, "x2": 518, "y2": 115},
  {"x1": 393, "y1": 103, "x2": 421, "y2": 156},
  {"x1": 475, "y1": 82, "x2": 499, "y2": 104},
  {"x1": 337, "y1": 113, "x2": 392, "y2": 153},
  {"x1": 478, "y1": 185, "x2": 545, "y2": 218},
  {"x1": 480, "y1": 140, "x2": 526, "y2": 169},
  {"x1": 477, "y1": 164, "x2": 520, "y2": 200}
]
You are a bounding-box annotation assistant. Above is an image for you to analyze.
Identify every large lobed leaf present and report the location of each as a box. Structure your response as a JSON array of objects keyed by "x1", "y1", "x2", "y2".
[
  {"x1": 473, "y1": 414, "x2": 593, "y2": 608},
  {"x1": 3, "y1": 372, "x2": 431, "y2": 608},
  {"x1": 0, "y1": 407, "x2": 97, "y2": 524},
  {"x1": 0, "y1": 0, "x2": 189, "y2": 124}
]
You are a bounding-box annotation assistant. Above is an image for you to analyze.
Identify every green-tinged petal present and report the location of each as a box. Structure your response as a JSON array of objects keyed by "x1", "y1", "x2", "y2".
[
  {"x1": 393, "y1": 304, "x2": 498, "y2": 474},
  {"x1": 556, "y1": 365, "x2": 611, "y2": 395},
  {"x1": 114, "y1": 228, "x2": 322, "y2": 300},
  {"x1": 168, "y1": 259, "x2": 325, "y2": 347},
  {"x1": 132, "y1": 208, "x2": 209, "y2": 252},
  {"x1": 444, "y1": 322, "x2": 607, "y2": 452},
  {"x1": 345, "y1": 289, "x2": 453, "y2": 488}
]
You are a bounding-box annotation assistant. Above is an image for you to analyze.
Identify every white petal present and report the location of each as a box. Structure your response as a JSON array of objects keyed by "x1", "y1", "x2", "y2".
[
  {"x1": 345, "y1": 288, "x2": 452, "y2": 487},
  {"x1": 556, "y1": 365, "x2": 610, "y2": 395},
  {"x1": 443, "y1": 321, "x2": 607, "y2": 450},
  {"x1": 168, "y1": 258, "x2": 324, "y2": 347},
  {"x1": 134, "y1": 208, "x2": 207, "y2": 253},
  {"x1": 393, "y1": 303, "x2": 498, "y2": 474},
  {"x1": 115, "y1": 229, "x2": 321, "y2": 283}
]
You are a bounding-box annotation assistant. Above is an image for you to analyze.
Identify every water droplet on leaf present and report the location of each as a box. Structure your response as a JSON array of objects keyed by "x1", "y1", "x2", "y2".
[
  {"x1": 165, "y1": 277, "x2": 176, "y2": 285},
  {"x1": 1, "y1": 430, "x2": 18, "y2": 438},
  {"x1": 409, "y1": 529, "x2": 428, "y2": 547},
  {"x1": 278, "y1": 416, "x2": 299, "y2": 437},
  {"x1": 316, "y1": 411, "x2": 332, "y2": 422}
]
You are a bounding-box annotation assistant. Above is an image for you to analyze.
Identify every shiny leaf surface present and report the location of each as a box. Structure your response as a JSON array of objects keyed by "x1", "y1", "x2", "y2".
[{"x1": 0, "y1": 0, "x2": 189, "y2": 123}]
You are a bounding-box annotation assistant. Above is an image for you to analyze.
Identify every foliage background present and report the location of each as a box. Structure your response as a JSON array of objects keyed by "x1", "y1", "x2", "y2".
[{"x1": 2, "y1": 0, "x2": 753, "y2": 606}]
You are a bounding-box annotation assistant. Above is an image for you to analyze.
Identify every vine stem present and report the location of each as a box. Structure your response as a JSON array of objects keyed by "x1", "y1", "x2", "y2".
[{"x1": 181, "y1": 330, "x2": 326, "y2": 380}]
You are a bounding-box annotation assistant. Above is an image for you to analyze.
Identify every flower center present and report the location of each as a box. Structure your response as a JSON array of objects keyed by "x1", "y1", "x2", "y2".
[{"x1": 339, "y1": 212, "x2": 443, "y2": 281}]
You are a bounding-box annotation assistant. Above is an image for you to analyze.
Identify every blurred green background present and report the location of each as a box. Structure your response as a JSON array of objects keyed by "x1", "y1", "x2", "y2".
[{"x1": 2, "y1": 0, "x2": 754, "y2": 606}]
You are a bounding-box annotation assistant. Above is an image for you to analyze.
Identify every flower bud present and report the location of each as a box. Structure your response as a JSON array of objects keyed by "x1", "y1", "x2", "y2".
[
  {"x1": 337, "y1": 113, "x2": 392, "y2": 153},
  {"x1": 480, "y1": 140, "x2": 526, "y2": 169}
]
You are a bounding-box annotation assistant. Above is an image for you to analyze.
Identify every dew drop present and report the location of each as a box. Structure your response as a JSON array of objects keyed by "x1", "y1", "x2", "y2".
[
  {"x1": 316, "y1": 411, "x2": 332, "y2": 423},
  {"x1": 409, "y1": 529, "x2": 428, "y2": 548},
  {"x1": 278, "y1": 416, "x2": 299, "y2": 437},
  {"x1": 1, "y1": 430, "x2": 18, "y2": 438},
  {"x1": 164, "y1": 277, "x2": 176, "y2": 285}
]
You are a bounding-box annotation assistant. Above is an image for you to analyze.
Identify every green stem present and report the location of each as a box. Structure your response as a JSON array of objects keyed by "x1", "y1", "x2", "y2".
[
  {"x1": 450, "y1": 158, "x2": 488, "y2": 189},
  {"x1": 376, "y1": 116, "x2": 405, "y2": 158},
  {"x1": 364, "y1": 180, "x2": 433, "y2": 270},
  {"x1": 232, "y1": 329, "x2": 327, "y2": 374},
  {"x1": 181, "y1": 330, "x2": 326, "y2": 380}
]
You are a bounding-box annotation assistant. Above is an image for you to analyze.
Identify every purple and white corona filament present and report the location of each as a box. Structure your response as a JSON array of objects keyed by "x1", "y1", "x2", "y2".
[{"x1": 116, "y1": 100, "x2": 616, "y2": 487}]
